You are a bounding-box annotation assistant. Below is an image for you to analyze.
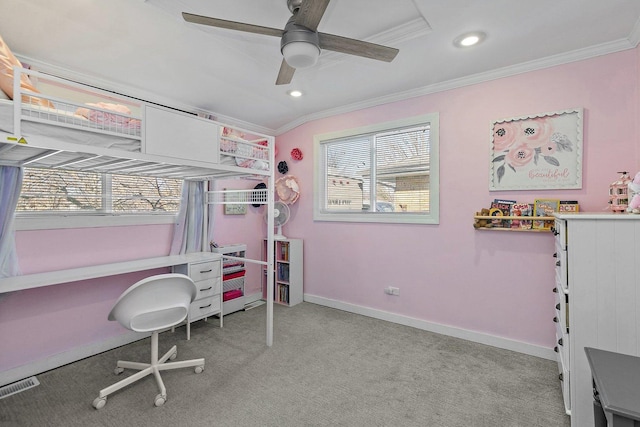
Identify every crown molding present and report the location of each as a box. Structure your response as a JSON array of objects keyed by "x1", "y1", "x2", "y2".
[
  {"x1": 628, "y1": 15, "x2": 640, "y2": 47},
  {"x1": 275, "y1": 37, "x2": 637, "y2": 135}
]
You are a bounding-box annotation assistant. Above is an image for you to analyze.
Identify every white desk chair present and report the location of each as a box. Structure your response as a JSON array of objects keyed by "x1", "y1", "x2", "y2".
[{"x1": 92, "y1": 273, "x2": 205, "y2": 409}]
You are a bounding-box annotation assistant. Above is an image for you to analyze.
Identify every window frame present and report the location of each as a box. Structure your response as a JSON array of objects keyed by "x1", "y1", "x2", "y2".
[
  {"x1": 15, "y1": 169, "x2": 181, "y2": 231},
  {"x1": 313, "y1": 113, "x2": 439, "y2": 225}
]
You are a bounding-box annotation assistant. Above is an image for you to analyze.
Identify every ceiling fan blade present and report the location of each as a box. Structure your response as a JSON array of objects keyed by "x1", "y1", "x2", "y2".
[
  {"x1": 182, "y1": 12, "x2": 284, "y2": 38},
  {"x1": 318, "y1": 33, "x2": 399, "y2": 62},
  {"x1": 294, "y1": 0, "x2": 330, "y2": 31},
  {"x1": 276, "y1": 59, "x2": 296, "y2": 85}
]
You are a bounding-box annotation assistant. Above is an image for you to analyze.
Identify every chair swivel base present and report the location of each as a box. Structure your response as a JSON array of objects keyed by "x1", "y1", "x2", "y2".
[{"x1": 92, "y1": 331, "x2": 205, "y2": 409}]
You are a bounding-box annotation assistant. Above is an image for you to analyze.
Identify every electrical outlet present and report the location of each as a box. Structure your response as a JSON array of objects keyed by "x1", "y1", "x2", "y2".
[{"x1": 385, "y1": 286, "x2": 400, "y2": 296}]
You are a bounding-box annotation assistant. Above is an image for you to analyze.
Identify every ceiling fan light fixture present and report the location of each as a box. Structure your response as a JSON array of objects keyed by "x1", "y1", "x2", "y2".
[
  {"x1": 282, "y1": 41, "x2": 320, "y2": 69},
  {"x1": 281, "y1": 20, "x2": 321, "y2": 69}
]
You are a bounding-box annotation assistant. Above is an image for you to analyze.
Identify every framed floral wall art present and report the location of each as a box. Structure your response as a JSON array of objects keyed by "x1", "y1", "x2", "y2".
[{"x1": 489, "y1": 108, "x2": 583, "y2": 190}]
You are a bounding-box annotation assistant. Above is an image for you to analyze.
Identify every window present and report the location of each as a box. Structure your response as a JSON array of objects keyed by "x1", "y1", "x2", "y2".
[
  {"x1": 17, "y1": 168, "x2": 182, "y2": 215},
  {"x1": 314, "y1": 113, "x2": 439, "y2": 224}
]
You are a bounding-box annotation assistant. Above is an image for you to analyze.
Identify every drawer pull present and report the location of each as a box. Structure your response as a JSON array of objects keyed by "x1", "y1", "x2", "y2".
[
  {"x1": 200, "y1": 286, "x2": 213, "y2": 291},
  {"x1": 556, "y1": 303, "x2": 561, "y2": 310},
  {"x1": 554, "y1": 346, "x2": 558, "y2": 353},
  {"x1": 555, "y1": 261, "x2": 561, "y2": 267},
  {"x1": 559, "y1": 373, "x2": 563, "y2": 381},
  {"x1": 553, "y1": 287, "x2": 558, "y2": 293},
  {"x1": 199, "y1": 269, "x2": 213, "y2": 273},
  {"x1": 553, "y1": 316, "x2": 558, "y2": 323},
  {"x1": 558, "y1": 338, "x2": 563, "y2": 346},
  {"x1": 199, "y1": 303, "x2": 212, "y2": 309}
]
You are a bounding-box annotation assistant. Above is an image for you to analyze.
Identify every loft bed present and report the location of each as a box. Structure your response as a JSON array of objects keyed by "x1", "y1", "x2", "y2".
[
  {"x1": 0, "y1": 66, "x2": 277, "y2": 346},
  {"x1": 0, "y1": 68, "x2": 272, "y2": 180}
]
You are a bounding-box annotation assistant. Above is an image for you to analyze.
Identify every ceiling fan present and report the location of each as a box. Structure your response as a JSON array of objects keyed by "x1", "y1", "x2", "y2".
[{"x1": 182, "y1": 0, "x2": 399, "y2": 85}]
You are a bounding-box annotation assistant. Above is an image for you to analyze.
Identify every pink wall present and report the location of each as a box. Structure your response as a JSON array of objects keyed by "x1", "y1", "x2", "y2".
[
  {"x1": 2, "y1": 47, "x2": 639, "y2": 376},
  {"x1": 219, "y1": 48, "x2": 640, "y2": 349},
  {"x1": 0, "y1": 225, "x2": 173, "y2": 371}
]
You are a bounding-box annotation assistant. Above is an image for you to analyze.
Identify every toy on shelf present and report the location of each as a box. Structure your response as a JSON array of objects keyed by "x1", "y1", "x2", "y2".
[
  {"x1": 609, "y1": 171, "x2": 631, "y2": 213},
  {"x1": 627, "y1": 171, "x2": 640, "y2": 214},
  {"x1": 473, "y1": 208, "x2": 493, "y2": 229}
]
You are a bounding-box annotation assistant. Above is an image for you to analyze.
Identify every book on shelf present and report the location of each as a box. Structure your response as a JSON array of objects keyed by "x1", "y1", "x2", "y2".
[
  {"x1": 509, "y1": 202, "x2": 533, "y2": 230},
  {"x1": 276, "y1": 283, "x2": 289, "y2": 304},
  {"x1": 533, "y1": 199, "x2": 560, "y2": 230},
  {"x1": 279, "y1": 242, "x2": 289, "y2": 261},
  {"x1": 491, "y1": 199, "x2": 516, "y2": 228},
  {"x1": 558, "y1": 200, "x2": 580, "y2": 213},
  {"x1": 277, "y1": 263, "x2": 290, "y2": 282}
]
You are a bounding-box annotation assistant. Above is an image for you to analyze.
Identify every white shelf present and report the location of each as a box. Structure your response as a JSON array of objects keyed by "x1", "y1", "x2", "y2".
[
  {"x1": 262, "y1": 239, "x2": 303, "y2": 307},
  {"x1": 212, "y1": 244, "x2": 247, "y2": 316}
]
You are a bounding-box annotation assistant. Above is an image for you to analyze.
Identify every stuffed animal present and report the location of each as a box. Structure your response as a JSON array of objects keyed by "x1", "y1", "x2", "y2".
[
  {"x1": 627, "y1": 171, "x2": 640, "y2": 214},
  {"x1": 474, "y1": 208, "x2": 493, "y2": 228}
]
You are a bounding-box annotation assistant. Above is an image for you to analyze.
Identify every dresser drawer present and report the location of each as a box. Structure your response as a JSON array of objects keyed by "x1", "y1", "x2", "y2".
[
  {"x1": 194, "y1": 277, "x2": 221, "y2": 300},
  {"x1": 554, "y1": 245, "x2": 568, "y2": 290},
  {"x1": 554, "y1": 286, "x2": 569, "y2": 334},
  {"x1": 556, "y1": 346, "x2": 571, "y2": 413},
  {"x1": 553, "y1": 219, "x2": 567, "y2": 250},
  {"x1": 554, "y1": 324, "x2": 570, "y2": 372},
  {"x1": 189, "y1": 260, "x2": 221, "y2": 282},
  {"x1": 189, "y1": 295, "x2": 221, "y2": 320}
]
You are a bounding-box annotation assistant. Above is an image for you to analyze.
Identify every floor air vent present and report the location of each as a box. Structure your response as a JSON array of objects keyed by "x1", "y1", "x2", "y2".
[{"x1": 0, "y1": 376, "x2": 40, "y2": 399}]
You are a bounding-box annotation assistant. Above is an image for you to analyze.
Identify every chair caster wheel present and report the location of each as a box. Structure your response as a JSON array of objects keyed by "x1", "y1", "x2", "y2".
[
  {"x1": 154, "y1": 394, "x2": 166, "y2": 407},
  {"x1": 93, "y1": 396, "x2": 107, "y2": 410},
  {"x1": 114, "y1": 367, "x2": 125, "y2": 375},
  {"x1": 169, "y1": 352, "x2": 177, "y2": 360},
  {"x1": 195, "y1": 365, "x2": 204, "y2": 374}
]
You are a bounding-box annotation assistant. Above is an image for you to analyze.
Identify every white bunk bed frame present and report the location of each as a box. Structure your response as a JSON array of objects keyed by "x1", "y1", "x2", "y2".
[{"x1": 0, "y1": 67, "x2": 277, "y2": 347}]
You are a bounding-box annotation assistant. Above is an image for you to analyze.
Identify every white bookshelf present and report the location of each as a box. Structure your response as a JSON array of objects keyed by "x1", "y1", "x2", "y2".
[{"x1": 262, "y1": 239, "x2": 303, "y2": 307}]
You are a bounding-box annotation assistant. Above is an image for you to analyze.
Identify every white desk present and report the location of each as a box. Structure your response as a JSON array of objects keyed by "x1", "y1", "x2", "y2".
[
  {"x1": 0, "y1": 252, "x2": 223, "y2": 339},
  {"x1": 0, "y1": 252, "x2": 219, "y2": 294},
  {"x1": 0, "y1": 252, "x2": 223, "y2": 387}
]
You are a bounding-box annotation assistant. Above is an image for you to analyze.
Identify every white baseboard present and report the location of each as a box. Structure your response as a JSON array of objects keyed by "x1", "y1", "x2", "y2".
[
  {"x1": 303, "y1": 294, "x2": 556, "y2": 361},
  {"x1": 1, "y1": 293, "x2": 555, "y2": 388},
  {"x1": 244, "y1": 292, "x2": 263, "y2": 305},
  {"x1": 0, "y1": 330, "x2": 149, "y2": 388}
]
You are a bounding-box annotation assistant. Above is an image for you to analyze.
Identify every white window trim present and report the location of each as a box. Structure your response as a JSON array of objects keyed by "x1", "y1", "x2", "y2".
[
  {"x1": 313, "y1": 113, "x2": 439, "y2": 225},
  {"x1": 15, "y1": 213, "x2": 177, "y2": 231}
]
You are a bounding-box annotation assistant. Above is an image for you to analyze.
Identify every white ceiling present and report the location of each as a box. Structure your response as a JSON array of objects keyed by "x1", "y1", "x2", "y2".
[{"x1": 1, "y1": 0, "x2": 640, "y2": 135}]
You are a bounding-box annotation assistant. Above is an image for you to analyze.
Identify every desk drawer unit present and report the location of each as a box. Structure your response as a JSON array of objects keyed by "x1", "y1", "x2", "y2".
[
  {"x1": 187, "y1": 260, "x2": 222, "y2": 321},
  {"x1": 173, "y1": 256, "x2": 222, "y2": 338}
]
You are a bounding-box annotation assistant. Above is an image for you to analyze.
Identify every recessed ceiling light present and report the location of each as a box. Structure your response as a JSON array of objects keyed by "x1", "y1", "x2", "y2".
[
  {"x1": 453, "y1": 31, "x2": 486, "y2": 48},
  {"x1": 288, "y1": 90, "x2": 303, "y2": 97}
]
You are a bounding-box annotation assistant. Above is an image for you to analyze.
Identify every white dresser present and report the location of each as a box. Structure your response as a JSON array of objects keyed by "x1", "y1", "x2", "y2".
[{"x1": 553, "y1": 212, "x2": 640, "y2": 426}]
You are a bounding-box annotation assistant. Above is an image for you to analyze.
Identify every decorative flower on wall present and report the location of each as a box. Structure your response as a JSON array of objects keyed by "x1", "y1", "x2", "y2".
[
  {"x1": 278, "y1": 161, "x2": 289, "y2": 174},
  {"x1": 492, "y1": 116, "x2": 574, "y2": 184},
  {"x1": 290, "y1": 148, "x2": 303, "y2": 161}
]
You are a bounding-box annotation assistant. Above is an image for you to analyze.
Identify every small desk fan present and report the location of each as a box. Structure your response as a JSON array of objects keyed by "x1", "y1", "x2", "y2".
[{"x1": 265, "y1": 200, "x2": 290, "y2": 240}]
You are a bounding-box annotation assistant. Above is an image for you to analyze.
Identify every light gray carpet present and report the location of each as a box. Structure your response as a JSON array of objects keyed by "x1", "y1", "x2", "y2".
[{"x1": 0, "y1": 302, "x2": 570, "y2": 427}]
